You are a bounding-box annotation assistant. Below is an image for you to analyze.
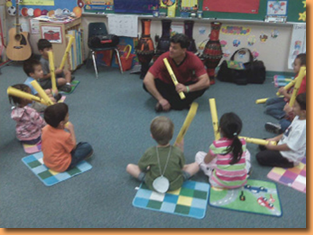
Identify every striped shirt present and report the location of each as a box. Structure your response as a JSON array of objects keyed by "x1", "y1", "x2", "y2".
[{"x1": 209, "y1": 137, "x2": 248, "y2": 189}]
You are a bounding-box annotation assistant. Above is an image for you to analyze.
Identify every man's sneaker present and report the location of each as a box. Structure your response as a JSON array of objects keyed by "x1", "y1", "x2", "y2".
[
  {"x1": 59, "y1": 85, "x2": 72, "y2": 93},
  {"x1": 265, "y1": 122, "x2": 283, "y2": 134}
]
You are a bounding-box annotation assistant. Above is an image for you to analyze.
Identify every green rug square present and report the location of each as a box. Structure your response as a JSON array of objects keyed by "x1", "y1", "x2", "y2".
[{"x1": 209, "y1": 179, "x2": 282, "y2": 217}]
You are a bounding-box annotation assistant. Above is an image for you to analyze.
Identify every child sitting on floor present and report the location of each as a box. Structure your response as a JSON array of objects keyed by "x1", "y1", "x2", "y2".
[
  {"x1": 126, "y1": 116, "x2": 199, "y2": 193},
  {"x1": 264, "y1": 53, "x2": 306, "y2": 120},
  {"x1": 42, "y1": 103, "x2": 93, "y2": 172},
  {"x1": 23, "y1": 58, "x2": 60, "y2": 112},
  {"x1": 37, "y1": 39, "x2": 73, "y2": 92},
  {"x1": 195, "y1": 112, "x2": 251, "y2": 189},
  {"x1": 9, "y1": 84, "x2": 46, "y2": 145},
  {"x1": 256, "y1": 93, "x2": 306, "y2": 168}
]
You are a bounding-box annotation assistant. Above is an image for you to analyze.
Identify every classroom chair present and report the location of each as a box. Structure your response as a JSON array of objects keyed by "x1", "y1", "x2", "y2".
[{"x1": 87, "y1": 22, "x2": 123, "y2": 78}]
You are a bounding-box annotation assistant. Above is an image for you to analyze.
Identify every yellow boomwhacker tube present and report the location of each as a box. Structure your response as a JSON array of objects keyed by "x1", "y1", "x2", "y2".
[
  {"x1": 255, "y1": 98, "x2": 268, "y2": 104},
  {"x1": 209, "y1": 98, "x2": 220, "y2": 140},
  {"x1": 30, "y1": 80, "x2": 54, "y2": 106},
  {"x1": 288, "y1": 66, "x2": 306, "y2": 107},
  {"x1": 59, "y1": 35, "x2": 75, "y2": 69},
  {"x1": 239, "y1": 136, "x2": 277, "y2": 146},
  {"x1": 175, "y1": 102, "x2": 199, "y2": 145},
  {"x1": 163, "y1": 58, "x2": 186, "y2": 100},
  {"x1": 275, "y1": 67, "x2": 306, "y2": 96},
  {"x1": 47, "y1": 50, "x2": 57, "y2": 93},
  {"x1": 7, "y1": 87, "x2": 50, "y2": 106}
]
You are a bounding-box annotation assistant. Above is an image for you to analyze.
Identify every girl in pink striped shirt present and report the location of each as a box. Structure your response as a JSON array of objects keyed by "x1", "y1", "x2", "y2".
[{"x1": 195, "y1": 112, "x2": 251, "y2": 189}]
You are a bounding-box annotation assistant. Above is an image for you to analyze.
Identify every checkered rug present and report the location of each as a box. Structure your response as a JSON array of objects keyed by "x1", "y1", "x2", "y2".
[
  {"x1": 22, "y1": 152, "x2": 92, "y2": 186},
  {"x1": 267, "y1": 157, "x2": 306, "y2": 193},
  {"x1": 132, "y1": 180, "x2": 210, "y2": 219},
  {"x1": 59, "y1": 80, "x2": 80, "y2": 94},
  {"x1": 209, "y1": 179, "x2": 282, "y2": 217}
]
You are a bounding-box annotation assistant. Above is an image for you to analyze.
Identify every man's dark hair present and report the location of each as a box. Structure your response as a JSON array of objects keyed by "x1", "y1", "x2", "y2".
[
  {"x1": 44, "y1": 103, "x2": 69, "y2": 128},
  {"x1": 23, "y1": 59, "x2": 41, "y2": 76},
  {"x1": 170, "y1": 33, "x2": 190, "y2": 49},
  {"x1": 37, "y1": 39, "x2": 52, "y2": 51}
]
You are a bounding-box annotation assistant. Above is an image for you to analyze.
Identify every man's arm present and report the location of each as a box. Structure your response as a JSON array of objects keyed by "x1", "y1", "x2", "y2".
[
  {"x1": 176, "y1": 73, "x2": 210, "y2": 93},
  {"x1": 143, "y1": 71, "x2": 171, "y2": 110}
]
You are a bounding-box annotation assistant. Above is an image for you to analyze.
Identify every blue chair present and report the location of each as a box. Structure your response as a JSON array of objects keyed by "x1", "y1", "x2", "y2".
[{"x1": 87, "y1": 22, "x2": 123, "y2": 78}]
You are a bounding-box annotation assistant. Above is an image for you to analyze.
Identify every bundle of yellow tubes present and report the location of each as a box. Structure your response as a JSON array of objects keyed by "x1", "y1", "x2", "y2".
[
  {"x1": 255, "y1": 66, "x2": 306, "y2": 104},
  {"x1": 7, "y1": 80, "x2": 53, "y2": 106}
]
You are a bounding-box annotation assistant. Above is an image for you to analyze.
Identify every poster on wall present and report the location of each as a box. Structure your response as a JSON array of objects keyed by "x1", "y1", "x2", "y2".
[
  {"x1": 288, "y1": 24, "x2": 306, "y2": 69},
  {"x1": 202, "y1": 0, "x2": 260, "y2": 14},
  {"x1": 108, "y1": 15, "x2": 138, "y2": 38},
  {"x1": 266, "y1": 0, "x2": 288, "y2": 16},
  {"x1": 21, "y1": 0, "x2": 55, "y2": 6},
  {"x1": 84, "y1": 0, "x2": 114, "y2": 12},
  {"x1": 114, "y1": 0, "x2": 159, "y2": 13},
  {"x1": 40, "y1": 25, "x2": 63, "y2": 43}
]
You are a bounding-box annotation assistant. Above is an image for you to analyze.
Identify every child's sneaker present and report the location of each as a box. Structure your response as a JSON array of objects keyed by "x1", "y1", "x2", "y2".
[
  {"x1": 59, "y1": 85, "x2": 72, "y2": 93},
  {"x1": 84, "y1": 150, "x2": 94, "y2": 160},
  {"x1": 265, "y1": 122, "x2": 283, "y2": 134}
]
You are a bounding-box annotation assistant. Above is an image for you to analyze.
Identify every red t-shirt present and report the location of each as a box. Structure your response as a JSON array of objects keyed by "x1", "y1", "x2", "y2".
[
  {"x1": 149, "y1": 51, "x2": 207, "y2": 85},
  {"x1": 42, "y1": 125, "x2": 75, "y2": 172},
  {"x1": 298, "y1": 75, "x2": 306, "y2": 94}
]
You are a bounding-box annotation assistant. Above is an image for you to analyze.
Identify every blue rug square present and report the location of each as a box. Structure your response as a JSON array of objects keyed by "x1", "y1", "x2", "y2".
[
  {"x1": 22, "y1": 152, "x2": 92, "y2": 186},
  {"x1": 132, "y1": 180, "x2": 210, "y2": 219}
]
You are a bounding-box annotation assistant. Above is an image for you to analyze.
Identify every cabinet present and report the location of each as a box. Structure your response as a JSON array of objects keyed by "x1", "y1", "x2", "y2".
[{"x1": 39, "y1": 18, "x2": 83, "y2": 71}]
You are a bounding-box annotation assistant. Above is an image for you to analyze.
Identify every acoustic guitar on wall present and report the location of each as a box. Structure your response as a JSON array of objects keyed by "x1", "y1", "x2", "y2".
[{"x1": 6, "y1": 0, "x2": 32, "y2": 61}]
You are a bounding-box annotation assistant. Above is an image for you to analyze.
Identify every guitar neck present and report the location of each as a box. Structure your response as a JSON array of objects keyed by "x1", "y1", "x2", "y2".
[{"x1": 15, "y1": 0, "x2": 19, "y2": 34}]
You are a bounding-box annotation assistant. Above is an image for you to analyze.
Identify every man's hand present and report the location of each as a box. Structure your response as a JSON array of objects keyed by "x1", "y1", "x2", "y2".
[
  {"x1": 175, "y1": 83, "x2": 188, "y2": 93},
  {"x1": 159, "y1": 98, "x2": 171, "y2": 111}
]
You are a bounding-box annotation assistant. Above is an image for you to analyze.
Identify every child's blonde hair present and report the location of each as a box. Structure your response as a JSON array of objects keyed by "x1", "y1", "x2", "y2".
[{"x1": 150, "y1": 116, "x2": 174, "y2": 145}]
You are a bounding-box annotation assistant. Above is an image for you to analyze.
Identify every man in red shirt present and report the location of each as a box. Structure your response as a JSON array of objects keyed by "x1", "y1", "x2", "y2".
[{"x1": 143, "y1": 34, "x2": 210, "y2": 111}]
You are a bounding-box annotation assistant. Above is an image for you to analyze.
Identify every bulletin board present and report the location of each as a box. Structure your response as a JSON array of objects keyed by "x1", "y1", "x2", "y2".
[{"x1": 10, "y1": 0, "x2": 306, "y2": 23}]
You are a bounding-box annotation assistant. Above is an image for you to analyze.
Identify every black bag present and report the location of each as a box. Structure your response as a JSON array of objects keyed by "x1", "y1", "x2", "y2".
[
  {"x1": 88, "y1": 34, "x2": 119, "y2": 49},
  {"x1": 217, "y1": 48, "x2": 266, "y2": 85}
]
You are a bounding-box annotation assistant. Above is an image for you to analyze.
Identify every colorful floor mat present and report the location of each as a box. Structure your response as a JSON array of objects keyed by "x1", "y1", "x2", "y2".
[
  {"x1": 267, "y1": 157, "x2": 306, "y2": 193},
  {"x1": 132, "y1": 180, "x2": 210, "y2": 219},
  {"x1": 22, "y1": 152, "x2": 92, "y2": 186},
  {"x1": 209, "y1": 179, "x2": 282, "y2": 217},
  {"x1": 22, "y1": 141, "x2": 42, "y2": 154},
  {"x1": 59, "y1": 80, "x2": 80, "y2": 94}
]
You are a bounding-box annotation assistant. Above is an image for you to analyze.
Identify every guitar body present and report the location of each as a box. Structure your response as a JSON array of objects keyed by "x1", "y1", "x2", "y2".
[{"x1": 6, "y1": 27, "x2": 32, "y2": 61}]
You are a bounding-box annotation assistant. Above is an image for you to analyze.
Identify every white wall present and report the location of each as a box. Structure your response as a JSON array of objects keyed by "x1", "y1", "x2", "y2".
[{"x1": 6, "y1": 14, "x2": 298, "y2": 72}]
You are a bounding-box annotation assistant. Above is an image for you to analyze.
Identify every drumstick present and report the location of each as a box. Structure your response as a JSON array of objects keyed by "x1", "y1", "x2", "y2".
[
  {"x1": 59, "y1": 35, "x2": 75, "y2": 69},
  {"x1": 289, "y1": 66, "x2": 306, "y2": 107},
  {"x1": 175, "y1": 102, "x2": 198, "y2": 145},
  {"x1": 47, "y1": 50, "x2": 57, "y2": 94},
  {"x1": 7, "y1": 87, "x2": 50, "y2": 106},
  {"x1": 239, "y1": 136, "x2": 277, "y2": 146},
  {"x1": 209, "y1": 98, "x2": 220, "y2": 140},
  {"x1": 163, "y1": 58, "x2": 186, "y2": 100},
  {"x1": 30, "y1": 80, "x2": 54, "y2": 106}
]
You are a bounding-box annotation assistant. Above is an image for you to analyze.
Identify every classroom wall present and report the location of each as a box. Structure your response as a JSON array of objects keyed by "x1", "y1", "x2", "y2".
[
  {"x1": 4, "y1": 0, "x2": 304, "y2": 73},
  {"x1": 81, "y1": 15, "x2": 294, "y2": 72}
]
